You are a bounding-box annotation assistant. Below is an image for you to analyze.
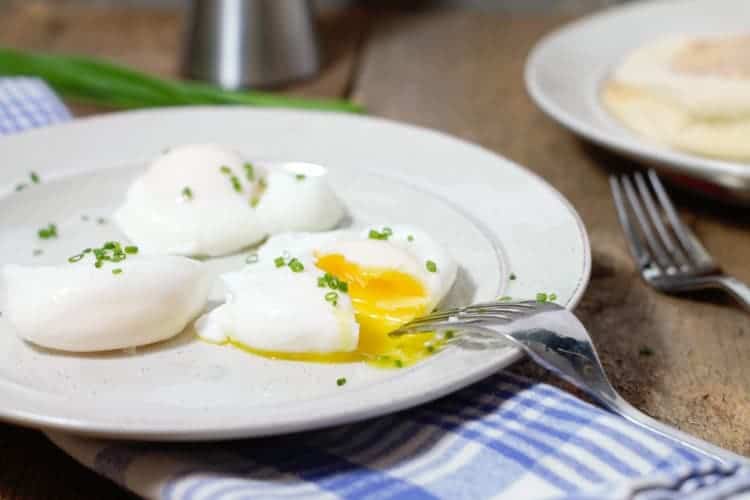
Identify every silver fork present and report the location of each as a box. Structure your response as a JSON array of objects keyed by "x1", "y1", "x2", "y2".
[
  {"x1": 390, "y1": 301, "x2": 749, "y2": 465},
  {"x1": 610, "y1": 170, "x2": 750, "y2": 311}
]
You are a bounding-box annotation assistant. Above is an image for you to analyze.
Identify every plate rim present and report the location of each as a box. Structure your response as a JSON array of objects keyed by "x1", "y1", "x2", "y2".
[
  {"x1": 524, "y1": 0, "x2": 750, "y2": 194},
  {"x1": 0, "y1": 106, "x2": 591, "y2": 440}
]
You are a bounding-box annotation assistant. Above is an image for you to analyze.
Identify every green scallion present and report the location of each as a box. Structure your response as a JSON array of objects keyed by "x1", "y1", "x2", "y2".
[
  {"x1": 243, "y1": 162, "x2": 255, "y2": 182},
  {"x1": 37, "y1": 223, "x2": 58, "y2": 239},
  {"x1": 336, "y1": 377, "x2": 347, "y2": 386},
  {"x1": 425, "y1": 260, "x2": 438, "y2": 273},
  {"x1": 30, "y1": 172, "x2": 40, "y2": 183},
  {"x1": 181, "y1": 186, "x2": 193, "y2": 200}
]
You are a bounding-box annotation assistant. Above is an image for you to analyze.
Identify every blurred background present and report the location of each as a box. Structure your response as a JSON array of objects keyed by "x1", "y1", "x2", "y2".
[{"x1": 25, "y1": 0, "x2": 628, "y2": 13}]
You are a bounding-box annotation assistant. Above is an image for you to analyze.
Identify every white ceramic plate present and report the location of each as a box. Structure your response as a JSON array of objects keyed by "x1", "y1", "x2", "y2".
[
  {"x1": 526, "y1": 0, "x2": 750, "y2": 201},
  {"x1": 0, "y1": 107, "x2": 590, "y2": 441}
]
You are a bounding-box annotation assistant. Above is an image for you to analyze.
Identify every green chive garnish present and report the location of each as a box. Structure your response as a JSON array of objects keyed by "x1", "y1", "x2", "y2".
[
  {"x1": 509, "y1": 273, "x2": 517, "y2": 281},
  {"x1": 295, "y1": 174, "x2": 306, "y2": 181},
  {"x1": 425, "y1": 260, "x2": 437, "y2": 273},
  {"x1": 444, "y1": 330, "x2": 455, "y2": 340},
  {"x1": 112, "y1": 268, "x2": 123, "y2": 275},
  {"x1": 15, "y1": 183, "x2": 27, "y2": 192},
  {"x1": 124, "y1": 246, "x2": 139, "y2": 254},
  {"x1": 37, "y1": 223, "x2": 58, "y2": 239},
  {"x1": 68, "y1": 253, "x2": 84, "y2": 263},
  {"x1": 549, "y1": 293, "x2": 557, "y2": 301},
  {"x1": 274, "y1": 256, "x2": 285, "y2": 268},
  {"x1": 407, "y1": 235, "x2": 414, "y2": 242},
  {"x1": 536, "y1": 292, "x2": 548, "y2": 302},
  {"x1": 336, "y1": 377, "x2": 347, "y2": 386},
  {"x1": 497, "y1": 295, "x2": 512, "y2": 302},
  {"x1": 426, "y1": 345, "x2": 436, "y2": 353},
  {"x1": 243, "y1": 162, "x2": 255, "y2": 182},
  {"x1": 394, "y1": 359, "x2": 404, "y2": 368},
  {"x1": 230, "y1": 175, "x2": 242, "y2": 192},
  {"x1": 181, "y1": 186, "x2": 193, "y2": 200},
  {"x1": 30, "y1": 172, "x2": 40, "y2": 184},
  {"x1": 220, "y1": 165, "x2": 232, "y2": 175},
  {"x1": 288, "y1": 258, "x2": 304, "y2": 273},
  {"x1": 368, "y1": 227, "x2": 393, "y2": 240},
  {"x1": 325, "y1": 291, "x2": 339, "y2": 306}
]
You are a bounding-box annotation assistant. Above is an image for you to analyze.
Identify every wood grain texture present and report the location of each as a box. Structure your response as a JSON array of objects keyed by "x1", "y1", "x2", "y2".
[{"x1": 353, "y1": 9, "x2": 750, "y2": 453}]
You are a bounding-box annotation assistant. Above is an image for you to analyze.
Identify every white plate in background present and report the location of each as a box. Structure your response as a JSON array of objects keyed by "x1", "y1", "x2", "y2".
[{"x1": 526, "y1": 0, "x2": 750, "y2": 201}]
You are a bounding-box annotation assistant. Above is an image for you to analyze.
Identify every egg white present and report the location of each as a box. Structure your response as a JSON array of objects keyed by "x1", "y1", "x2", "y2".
[
  {"x1": 196, "y1": 225, "x2": 457, "y2": 355},
  {"x1": 1, "y1": 256, "x2": 210, "y2": 352},
  {"x1": 115, "y1": 145, "x2": 346, "y2": 257}
]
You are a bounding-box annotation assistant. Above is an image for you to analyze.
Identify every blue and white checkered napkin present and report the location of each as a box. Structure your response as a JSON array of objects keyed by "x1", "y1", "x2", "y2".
[{"x1": 3, "y1": 77, "x2": 750, "y2": 500}]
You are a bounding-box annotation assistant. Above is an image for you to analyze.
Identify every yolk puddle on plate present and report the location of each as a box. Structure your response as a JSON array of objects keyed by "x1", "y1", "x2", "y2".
[{"x1": 225, "y1": 253, "x2": 443, "y2": 368}]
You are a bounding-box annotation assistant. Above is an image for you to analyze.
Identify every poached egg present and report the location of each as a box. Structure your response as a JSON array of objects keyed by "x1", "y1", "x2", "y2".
[
  {"x1": 196, "y1": 225, "x2": 457, "y2": 366},
  {"x1": 115, "y1": 144, "x2": 345, "y2": 257},
  {"x1": 1, "y1": 244, "x2": 210, "y2": 352}
]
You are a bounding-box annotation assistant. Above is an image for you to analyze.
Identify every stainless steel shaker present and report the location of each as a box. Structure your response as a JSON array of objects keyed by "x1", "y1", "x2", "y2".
[{"x1": 183, "y1": 0, "x2": 321, "y2": 89}]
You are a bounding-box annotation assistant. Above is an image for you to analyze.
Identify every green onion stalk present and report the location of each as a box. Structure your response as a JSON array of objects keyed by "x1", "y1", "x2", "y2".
[{"x1": 0, "y1": 47, "x2": 364, "y2": 113}]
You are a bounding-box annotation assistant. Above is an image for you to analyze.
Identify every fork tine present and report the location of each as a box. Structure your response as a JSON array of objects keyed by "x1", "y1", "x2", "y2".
[
  {"x1": 609, "y1": 175, "x2": 653, "y2": 269},
  {"x1": 633, "y1": 172, "x2": 690, "y2": 270},
  {"x1": 646, "y1": 170, "x2": 716, "y2": 269},
  {"x1": 620, "y1": 174, "x2": 673, "y2": 271}
]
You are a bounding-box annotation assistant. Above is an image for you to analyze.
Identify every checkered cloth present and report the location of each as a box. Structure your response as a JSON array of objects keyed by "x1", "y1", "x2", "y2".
[{"x1": 3, "y1": 77, "x2": 750, "y2": 500}]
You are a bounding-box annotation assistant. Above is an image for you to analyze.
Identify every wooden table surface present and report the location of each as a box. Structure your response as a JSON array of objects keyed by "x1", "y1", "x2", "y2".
[{"x1": 1, "y1": 2, "x2": 748, "y2": 499}]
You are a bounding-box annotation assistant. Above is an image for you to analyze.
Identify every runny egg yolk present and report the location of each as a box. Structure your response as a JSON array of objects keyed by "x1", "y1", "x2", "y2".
[{"x1": 240, "y1": 253, "x2": 440, "y2": 367}]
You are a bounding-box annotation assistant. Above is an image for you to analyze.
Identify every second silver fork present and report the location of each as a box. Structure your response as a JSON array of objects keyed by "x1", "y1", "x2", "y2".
[{"x1": 610, "y1": 170, "x2": 750, "y2": 311}]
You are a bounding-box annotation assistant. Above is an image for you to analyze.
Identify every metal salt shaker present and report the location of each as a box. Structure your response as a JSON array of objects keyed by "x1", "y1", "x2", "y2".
[{"x1": 183, "y1": 0, "x2": 321, "y2": 89}]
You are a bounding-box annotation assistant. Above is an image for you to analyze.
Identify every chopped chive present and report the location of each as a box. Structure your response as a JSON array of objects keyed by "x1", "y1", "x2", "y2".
[
  {"x1": 95, "y1": 261, "x2": 103, "y2": 268},
  {"x1": 425, "y1": 260, "x2": 437, "y2": 273},
  {"x1": 536, "y1": 292, "x2": 548, "y2": 302},
  {"x1": 426, "y1": 345, "x2": 436, "y2": 353},
  {"x1": 318, "y1": 276, "x2": 326, "y2": 288},
  {"x1": 243, "y1": 162, "x2": 255, "y2": 182},
  {"x1": 230, "y1": 175, "x2": 242, "y2": 192},
  {"x1": 112, "y1": 268, "x2": 123, "y2": 275},
  {"x1": 338, "y1": 281, "x2": 348, "y2": 293},
  {"x1": 274, "y1": 256, "x2": 286, "y2": 268},
  {"x1": 15, "y1": 183, "x2": 27, "y2": 192},
  {"x1": 444, "y1": 330, "x2": 455, "y2": 340},
  {"x1": 30, "y1": 172, "x2": 40, "y2": 184},
  {"x1": 68, "y1": 253, "x2": 84, "y2": 263},
  {"x1": 250, "y1": 196, "x2": 260, "y2": 208},
  {"x1": 549, "y1": 293, "x2": 558, "y2": 301},
  {"x1": 220, "y1": 165, "x2": 232, "y2": 175},
  {"x1": 288, "y1": 258, "x2": 304, "y2": 273},
  {"x1": 497, "y1": 295, "x2": 512, "y2": 302},
  {"x1": 295, "y1": 174, "x2": 306, "y2": 181},
  {"x1": 407, "y1": 235, "x2": 414, "y2": 242},
  {"x1": 124, "y1": 246, "x2": 139, "y2": 254},
  {"x1": 245, "y1": 253, "x2": 258, "y2": 264},
  {"x1": 368, "y1": 227, "x2": 392, "y2": 240},
  {"x1": 325, "y1": 291, "x2": 339, "y2": 306},
  {"x1": 336, "y1": 377, "x2": 347, "y2": 386},
  {"x1": 509, "y1": 273, "x2": 517, "y2": 281},
  {"x1": 181, "y1": 186, "x2": 193, "y2": 200},
  {"x1": 37, "y1": 223, "x2": 58, "y2": 239},
  {"x1": 394, "y1": 359, "x2": 404, "y2": 368},
  {"x1": 32, "y1": 249, "x2": 43, "y2": 257}
]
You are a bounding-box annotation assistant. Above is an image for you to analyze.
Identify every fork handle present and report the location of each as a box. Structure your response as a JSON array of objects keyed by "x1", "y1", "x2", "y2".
[
  {"x1": 715, "y1": 276, "x2": 750, "y2": 312},
  {"x1": 607, "y1": 394, "x2": 750, "y2": 466}
]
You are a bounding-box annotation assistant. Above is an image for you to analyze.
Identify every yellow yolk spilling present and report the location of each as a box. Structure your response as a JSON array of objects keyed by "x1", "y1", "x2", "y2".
[{"x1": 234, "y1": 253, "x2": 440, "y2": 367}]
